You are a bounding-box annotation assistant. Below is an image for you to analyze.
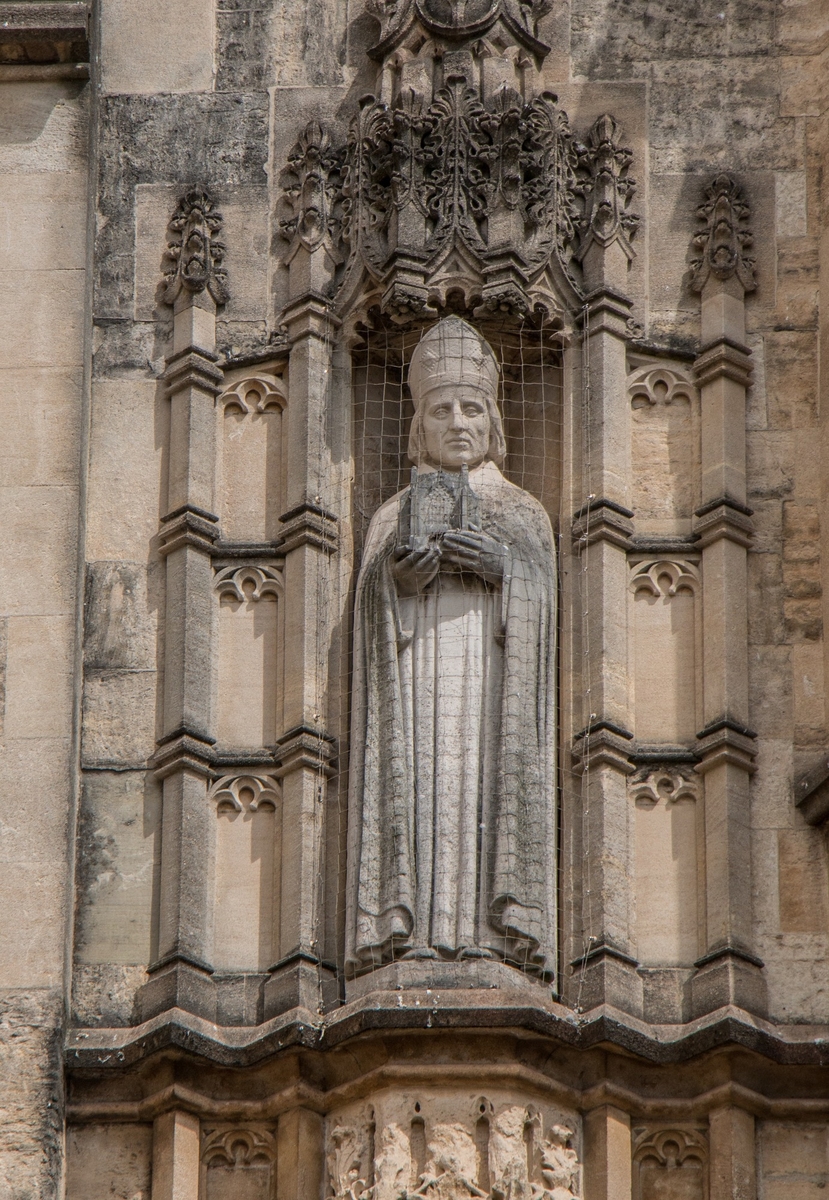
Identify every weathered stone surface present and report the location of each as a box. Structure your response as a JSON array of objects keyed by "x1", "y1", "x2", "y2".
[
  {"x1": 100, "y1": 0, "x2": 215, "y2": 96},
  {"x1": 75, "y1": 772, "x2": 161, "y2": 970},
  {"x1": 0, "y1": 3, "x2": 826, "y2": 1198},
  {"x1": 0, "y1": 990, "x2": 63, "y2": 1199},
  {"x1": 65, "y1": 1123, "x2": 153, "y2": 1200}
]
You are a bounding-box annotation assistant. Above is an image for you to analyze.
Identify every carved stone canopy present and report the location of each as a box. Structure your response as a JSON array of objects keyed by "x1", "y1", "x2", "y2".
[
  {"x1": 278, "y1": 0, "x2": 638, "y2": 323},
  {"x1": 367, "y1": 0, "x2": 554, "y2": 59}
]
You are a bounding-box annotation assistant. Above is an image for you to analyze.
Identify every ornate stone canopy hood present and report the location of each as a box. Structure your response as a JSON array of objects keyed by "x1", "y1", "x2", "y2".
[
  {"x1": 367, "y1": 0, "x2": 555, "y2": 59},
  {"x1": 278, "y1": 0, "x2": 638, "y2": 324}
]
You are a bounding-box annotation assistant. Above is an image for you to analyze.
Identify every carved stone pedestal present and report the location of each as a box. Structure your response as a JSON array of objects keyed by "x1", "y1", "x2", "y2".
[
  {"x1": 569, "y1": 942, "x2": 644, "y2": 1019},
  {"x1": 137, "y1": 959, "x2": 217, "y2": 1024},
  {"x1": 346, "y1": 959, "x2": 554, "y2": 1004},
  {"x1": 690, "y1": 947, "x2": 767, "y2": 1019},
  {"x1": 263, "y1": 954, "x2": 338, "y2": 1019}
]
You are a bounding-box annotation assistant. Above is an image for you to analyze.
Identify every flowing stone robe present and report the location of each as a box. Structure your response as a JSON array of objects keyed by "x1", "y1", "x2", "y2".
[{"x1": 346, "y1": 460, "x2": 557, "y2": 978}]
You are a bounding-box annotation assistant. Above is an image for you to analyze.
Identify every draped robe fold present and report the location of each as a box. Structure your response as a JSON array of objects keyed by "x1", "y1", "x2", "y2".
[{"x1": 346, "y1": 461, "x2": 557, "y2": 978}]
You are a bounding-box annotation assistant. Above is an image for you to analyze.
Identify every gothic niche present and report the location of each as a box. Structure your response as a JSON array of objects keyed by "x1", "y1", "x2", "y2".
[
  {"x1": 277, "y1": 0, "x2": 639, "y2": 990},
  {"x1": 346, "y1": 318, "x2": 557, "y2": 978},
  {"x1": 628, "y1": 365, "x2": 698, "y2": 530},
  {"x1": 214, "y1": 565, "x2": 282, "y2": 750},
  {"x1": 209, "y1": 774, "x2": 280, "y2": 972},
  {"x1": 218, "y1": 373, "x2": 287, "y2": 543}
]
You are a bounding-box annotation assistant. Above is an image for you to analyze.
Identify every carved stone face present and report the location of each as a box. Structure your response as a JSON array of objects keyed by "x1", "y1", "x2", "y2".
[{"x1": 419, "y1": 384, "x2": 491, "y2": 470}]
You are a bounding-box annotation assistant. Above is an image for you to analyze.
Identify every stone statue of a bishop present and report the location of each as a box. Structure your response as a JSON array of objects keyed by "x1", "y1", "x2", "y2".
[{"x1": 346, "y1": 317, "x2": 557, "y2": 979}]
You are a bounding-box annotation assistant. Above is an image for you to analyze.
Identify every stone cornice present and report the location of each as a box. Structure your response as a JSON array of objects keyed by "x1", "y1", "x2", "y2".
[
  {"x1": 281, "y1": 293, "x2": 343, "y2": 341},
  {"x1": 274, "y1": 723, "x2": 336, "y2": 778},
  {"x1": 572, "y1": 497, "x2": 634, "y2": 552},
  {"x1": 571, "y1": 721, "x2": 635, "y2": 774},
  {"x1": 580, "y1": 287, "x2": 634, "y2": 337},
  {"x1": 158, "y1": 506, "x2": 219, "y2": 556},
  {"x1": 65, "y1": 994, "x2": 829, "y2": 1074},
  {"x1": 628, "y1": 535, "x2": 700, "y2": 558},
  {"x1": 150, "y1": 732, "x2": 217, "y2": 780},
  {"x1": 693, "y1": 337, "x2": 753, "y2": 388},
  {"x1": 0, "y1": 2, "x2": 89, "y2": 64},
  {"x1": 695, "y1": 717, "x2": 758, "y2": 774},
  {"x1": 693, "y1": 498, "x2": 754, "y2": 549},
  {"x1": 162, "y1": 347, "x2": 224, "y2": 397},
  {"x1": 279, "y1": 503, "x2": 339, "y2": 555}
]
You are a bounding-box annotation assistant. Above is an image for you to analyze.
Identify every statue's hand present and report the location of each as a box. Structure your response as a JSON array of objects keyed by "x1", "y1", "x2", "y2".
[
  {"x1": 441, "y1": 530, "x2": 506, "y2": 585},
  {"x1": 393, "y1": 544, "x2": 441, "y2": 595}
]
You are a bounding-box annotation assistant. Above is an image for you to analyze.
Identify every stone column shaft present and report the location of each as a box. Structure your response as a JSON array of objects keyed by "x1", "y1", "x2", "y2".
[
  {"x1": 161, "y1": 542, "x2": 215, "y2": 742},
  {"x1": 690, "y1": 177, "x2": 764, "y2": 1017},
  {"x1": 151, "y1": 1110, "x2": 200, "y2": 1200},
  {"x1": 277, "y1": 1109, "x2": 324, "y2": 1200},
  {"x1": 570, "y1": 246, "x2": 640, "y2": 1015},
  {"x1": 139, "y1": 194, "x2": 227, "y2": 1022},
  {"x1": 708, "y1": 1106, "x2": 756, "y2": 1200},
  {"x1": 264, "y1": 271, "x2": 339, "y2": 1017},
  {"x1": 583, "y1": 1105, "x2": 632, "y2": 1200}
]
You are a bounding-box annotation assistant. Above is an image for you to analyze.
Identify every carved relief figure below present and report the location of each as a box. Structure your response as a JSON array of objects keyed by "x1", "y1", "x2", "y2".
[{"x1": 347, "y1": 317, "x2": 557, "y2": 978}]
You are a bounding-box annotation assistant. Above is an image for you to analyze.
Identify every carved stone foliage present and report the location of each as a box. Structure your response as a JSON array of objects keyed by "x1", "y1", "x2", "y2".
[
  {"x1": 278, "y1": 0, "x2": 639, "y2": 318},
  {"x1": 574, "y1": 114, "x2": 638, "y2": 263},
  {"x1": 628, "y1": 366, "x2": 696, "y2": 412},
  {"x1": 160, "y1": 187, "x2": 229, "y2": 306},
  {"x1": 208, "y1": 773, "x2": 281, "y2": 812},
  {"x1": 630, "y1": 767, "x2": 699, "y2": 807},
  {"x1": 326, "y1": 1096, "x2": 581, "y2": 1200},
  {"x1": 690, "y1": 173, "x2": 756, "y2": 293},
  {"x1": 214, "y1": 564, "x2": 283, "y2": 602},
  {"x1": 219, "y1": 375, "x2": 287, "y2": 414},
  {"x1": 278, "y1": 121, "x2": 345, "y2": 255},
  {"x1": 630, "y1": 559, "x2": 700, "y2": 598},
  {"x1": 633, "y1": 1127, "x2": 707, "y2": 1199},
  {"x1": 282, "y1": 84, "x2": 583, "y2": 318}
]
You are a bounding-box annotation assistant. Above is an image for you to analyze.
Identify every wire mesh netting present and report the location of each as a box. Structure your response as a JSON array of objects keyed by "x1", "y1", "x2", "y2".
[{"x1": 303, "y1": 304, "x2": 593, "y2": 1004}]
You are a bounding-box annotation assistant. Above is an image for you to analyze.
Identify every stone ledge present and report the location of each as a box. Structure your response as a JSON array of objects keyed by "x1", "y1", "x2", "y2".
[
  {"x1": 794, "y1": 753, "x2": 829, "y2": 826},
  {"x1": 0, "y1": 2, "x2": 88, "y2": 64},
  {"x1": 65, "y1": 991, "x2": 829, "y2": 1072}
]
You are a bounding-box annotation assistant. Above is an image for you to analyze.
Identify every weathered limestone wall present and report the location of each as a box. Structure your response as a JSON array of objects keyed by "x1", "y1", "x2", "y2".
[
  {"x1": 68, "y1": 0, "x2": 829, "y2": 1037},
  {"x1": 566, "y1": 0, "x2": 829, "y2": 1021},
  {"x1": 0, "y1": 72, "x2": 89, "y2": 1197},
  {"x1": 0, "y1": 0, "x2": 825, "y2": 1197}
]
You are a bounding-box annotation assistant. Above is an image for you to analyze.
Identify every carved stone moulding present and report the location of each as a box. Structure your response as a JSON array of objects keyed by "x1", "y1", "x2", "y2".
[
  {"x1": 218, "y1": 374, "x2": 287, "y2": 414},
  {"x1": 629, "y1": 765, "x2": 700, "y2": 808},
  {"x1": 201, "y1": 1126, "x2": 277, "y2": 1192},
  {"x1": 278, "y1": 49, "x2": 639, "y2": 326},
  {"x1": 633, "y1": 1125, "x2": 707, "y2": 1198},
  {"x1": 327, "y1": 1091, "x2": 581, "y2": 1200},
  {"x1": 573, "y1": 112, "x2": 638, "y2": 264},
  {"x1": 208, "y1": 772, "x2": 281, "y2": 813},
  {"x1": 628, "y1": 364, "x2": 697, "y2": 411},
  {"x1": 214, "y1": 562, "x2": 283, "y2": 602},
  {"x1": 629, "y1": 558, "x2": 700, "y2": 599}
]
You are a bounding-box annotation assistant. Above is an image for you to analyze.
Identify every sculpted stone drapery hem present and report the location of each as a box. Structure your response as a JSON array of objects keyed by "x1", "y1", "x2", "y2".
[{"x1": 346, "y1": 318, "x2": 557, "y2": 981}]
